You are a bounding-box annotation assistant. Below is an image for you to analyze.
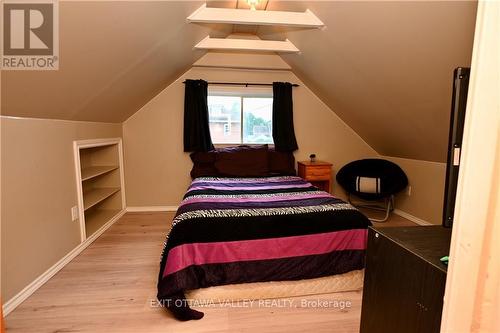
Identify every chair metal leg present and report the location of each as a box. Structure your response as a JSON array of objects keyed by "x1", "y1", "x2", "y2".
[
  {"x1": 348, "y1": 194, "x2": 394, "y2": 223},
  {"x1": 368, "y1": 196, "x2": 392, "y2": 223}
]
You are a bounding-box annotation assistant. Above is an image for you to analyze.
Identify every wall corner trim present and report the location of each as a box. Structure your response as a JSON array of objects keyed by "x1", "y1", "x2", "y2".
[
  {"x1": 126, "y1": 206, "x2": 179, "y2": 212},
  {"x1": 2, "y1": 209, "x2": 126, "y2": 317},
  {"x1": 393, "y1": 209, "x2": 433, "y2": 226}
]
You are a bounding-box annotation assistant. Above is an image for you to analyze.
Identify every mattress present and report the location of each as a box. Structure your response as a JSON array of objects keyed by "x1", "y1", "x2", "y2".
[{"x1": 186, "y1": 269, "x2": 364, "y2": 302}]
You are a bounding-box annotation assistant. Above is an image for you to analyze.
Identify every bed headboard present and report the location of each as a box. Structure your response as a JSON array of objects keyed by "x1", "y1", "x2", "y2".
[{"x1": 190, "y1": 145, "x2": 295, "y2": 178}]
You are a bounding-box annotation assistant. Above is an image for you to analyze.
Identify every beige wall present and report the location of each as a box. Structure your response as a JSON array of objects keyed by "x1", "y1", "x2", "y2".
[
  {"x1": 123, "y1": 66, "x2": 378, "y2": 207},
  {"x1": 384, "y1": 156, "x2": 446, "y2": 224},
  {"x1": 1, "y1": 116, "x2": 122, "y2": 302}
]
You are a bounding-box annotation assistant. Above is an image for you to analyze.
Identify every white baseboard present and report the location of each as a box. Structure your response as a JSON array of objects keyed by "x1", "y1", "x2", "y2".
[
  {"x1": 394, "y1": 209, "x2": 433, "y2": 226},
  {"x1": 3, "y1": 209, "x2": 126, "y2": 317},
  {"x1": 126, "y1": 206, "x2": 178, "y2": 212}
]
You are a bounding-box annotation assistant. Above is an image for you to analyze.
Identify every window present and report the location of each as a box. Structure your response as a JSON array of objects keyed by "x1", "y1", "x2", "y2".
[{"x1": 208, "y1": 87, "x2": 273, "y2": 145}]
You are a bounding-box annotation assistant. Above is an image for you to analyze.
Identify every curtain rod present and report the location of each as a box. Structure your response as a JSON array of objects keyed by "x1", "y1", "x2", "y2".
[{"x1": 182, "y1": 81, "x2": 299, "y2": 87}]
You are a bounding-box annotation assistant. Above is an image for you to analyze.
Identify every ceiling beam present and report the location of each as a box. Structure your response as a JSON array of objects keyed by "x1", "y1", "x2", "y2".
[
  {"x1": 187, "y1": 4, "x2": 324, "y2": 28},
  {"x1": 194, "y1": 36, "x2": 300, "y2": 53}
]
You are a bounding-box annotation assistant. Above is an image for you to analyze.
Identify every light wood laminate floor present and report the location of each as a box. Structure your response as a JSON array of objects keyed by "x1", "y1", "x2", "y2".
[{"x1": 6, "y1": 211, "x2": 416, "y2": 333}]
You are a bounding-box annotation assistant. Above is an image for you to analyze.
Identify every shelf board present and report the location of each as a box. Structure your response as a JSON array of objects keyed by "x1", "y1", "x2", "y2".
[
  {"x1": 83, "y1": 188, "x2": 120, "y2": 211},
  {"x1": 187, "y1": 4, "x2": 324, "y2": 28},
  {"x1": 194, "y1": 36, "x2": 299, "y2": 53},
  {"x1": 85, "y1": 209, "x2": 121, "y2": 237},
  {"x1": 81, "y1": 166, "x2": 118, "y2": 181}
]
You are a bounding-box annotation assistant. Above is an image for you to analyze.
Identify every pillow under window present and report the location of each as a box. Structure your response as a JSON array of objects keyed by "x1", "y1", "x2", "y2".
[
  {"x1": 215, "y1": 145, "x2": 269, "y2": 177},
  {"x1": 190, "y1": 151, "x2": 218, "y2": 178},
  {"x1": 268, "y1": 148, "x2": 296, "y2": 176}
]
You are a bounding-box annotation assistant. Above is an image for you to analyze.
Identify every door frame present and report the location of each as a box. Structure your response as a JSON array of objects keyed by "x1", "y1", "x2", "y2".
[{"x1": 440, "y1": 1, "x2": 500, "y2": 332}]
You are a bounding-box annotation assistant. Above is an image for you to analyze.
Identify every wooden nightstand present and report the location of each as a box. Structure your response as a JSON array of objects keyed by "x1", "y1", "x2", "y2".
[{"x1": 298, "y1": 161, "x2": 333, "y2": 193}]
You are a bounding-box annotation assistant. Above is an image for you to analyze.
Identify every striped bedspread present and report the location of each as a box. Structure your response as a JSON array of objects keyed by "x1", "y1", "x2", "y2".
[{"x1": 157, "y1": 176, "x2": 371, "y2": 320}]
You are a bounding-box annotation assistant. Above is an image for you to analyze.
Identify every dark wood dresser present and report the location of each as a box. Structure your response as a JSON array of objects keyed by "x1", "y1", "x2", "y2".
[{"x1": 360, "y1": 226, "x2": 452, "y2": 333}]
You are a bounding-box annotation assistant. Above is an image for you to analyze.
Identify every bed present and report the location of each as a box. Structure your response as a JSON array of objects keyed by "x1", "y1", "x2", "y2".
[{"x1": 157, "y1": 173, "x2": 371, "y2": 321}]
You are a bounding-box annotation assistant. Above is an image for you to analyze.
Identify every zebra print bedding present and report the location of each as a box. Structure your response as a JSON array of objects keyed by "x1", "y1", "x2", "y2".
[{"x1": 157, "y1": 176, "x2": 371, "y2": 321}]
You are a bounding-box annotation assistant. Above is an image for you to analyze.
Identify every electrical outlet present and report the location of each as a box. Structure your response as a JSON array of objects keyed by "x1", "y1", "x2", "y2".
[
  {"x1": 71, "y1": 206, "x2": 79, "y2": 221},
  {"x1": 407, "y1": 186, "x2": 412, "y2": 196}
]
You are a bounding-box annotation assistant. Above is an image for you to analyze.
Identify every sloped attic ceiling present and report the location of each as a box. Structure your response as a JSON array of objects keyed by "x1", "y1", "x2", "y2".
[
  {"x1": 1, "y1": 1, "x2": 477, "y2": 162},
  {"x1": 1, "y1": 1, "x2": 230, "y2": 123},
  {"x1": 257, "y1": 1, "x2": 477, "y2": 162}
]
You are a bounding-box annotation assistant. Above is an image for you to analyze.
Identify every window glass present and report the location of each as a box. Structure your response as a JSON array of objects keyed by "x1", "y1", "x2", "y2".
[
  {"x1": 208, "y1": 92, "x2": 274, "y2": 145},
  {"x1": 208, "y1": 96, "x2": 241, "y2": 144},
  {"x1": 242, "y1": 97, "x2": 273, "y2": 144}
]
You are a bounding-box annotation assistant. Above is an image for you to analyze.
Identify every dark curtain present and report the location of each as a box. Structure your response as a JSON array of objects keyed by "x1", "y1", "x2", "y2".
[
  {"x1": 183, "y1": 79, "x2": 214, "y2": 152},
  {"x1": 272, "y1": 82, "x2": 298, "y2": 152}
]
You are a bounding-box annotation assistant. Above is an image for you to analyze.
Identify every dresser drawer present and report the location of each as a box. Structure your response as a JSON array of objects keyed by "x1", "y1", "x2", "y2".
[{"x1": 304, "y1": 166, "x2": 331, "y2": 180}]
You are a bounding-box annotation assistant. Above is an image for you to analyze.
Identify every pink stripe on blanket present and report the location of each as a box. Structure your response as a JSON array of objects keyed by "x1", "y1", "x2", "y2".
[
  {"x1": 180, "y1": 193, "x2": 332, "y2": 206},
  {"x1": 163, "y1": 229, "x2": 367, "y2": 276},
  {"x1": 189, "y1": 183, "x2": 312, "y2": 191}
]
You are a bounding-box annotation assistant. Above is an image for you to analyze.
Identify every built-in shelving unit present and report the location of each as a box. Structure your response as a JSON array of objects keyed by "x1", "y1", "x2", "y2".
[
  {"x1": 74, "y1": 138, "x2": 126, "y2": 241},
  {"x1": 187, "y1": 4, "x2": 324, "y2": 54}
]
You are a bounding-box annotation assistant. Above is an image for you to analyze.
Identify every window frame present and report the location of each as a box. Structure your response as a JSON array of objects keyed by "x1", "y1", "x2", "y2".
[{"x1": 208, "y1": 87, "x2": 274, "y2": 146}]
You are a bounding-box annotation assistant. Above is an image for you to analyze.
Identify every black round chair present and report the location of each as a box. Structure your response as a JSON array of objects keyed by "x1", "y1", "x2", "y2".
[{"x1": 336, "y1": 159, "x2": 408, "y2": 222}]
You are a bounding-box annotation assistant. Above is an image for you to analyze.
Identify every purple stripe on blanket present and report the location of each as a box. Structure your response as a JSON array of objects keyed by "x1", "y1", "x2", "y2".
[
  {"x1": 190, "y1": 180, "x2": 307, "y2": 188},
  {"x1": 189, "y1": 183, "x2": 312, "y2": 191},
  {"x1": 191, "y1": 177, "x2": 303, "y2": 184},
  {"x1": 176, "y1": 197, "x2": 342, "y2": 215},
  {"x1": 164, "y1": 229, "x2": 368, "y2": 276}
]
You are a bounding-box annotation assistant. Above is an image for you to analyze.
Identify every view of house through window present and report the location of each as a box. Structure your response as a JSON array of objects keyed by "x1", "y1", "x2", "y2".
[{"x1": 208, "y1": 92, "x2": 273, "y2": 144}]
